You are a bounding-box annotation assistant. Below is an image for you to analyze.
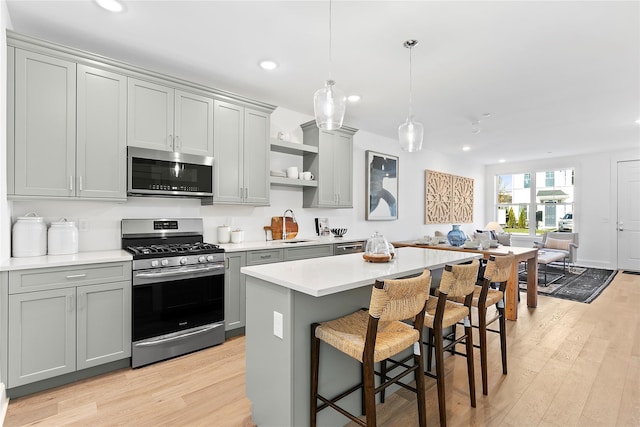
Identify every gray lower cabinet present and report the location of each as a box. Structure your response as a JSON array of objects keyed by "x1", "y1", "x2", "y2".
[
  {"x1": 8, "y1": 47, "x2": 127, "y2": 200},
  {"x1": 225, "y1": 245, "x2": 334, "y2": 332},
  {"x1": 224, "y1": 252, "x2": 246, "y2": 331},
  {"x1": 212, "y1": 100, "x2": 270, "y2": 205},
  {"x1": 3, "y1": 262, "x2": 131, "y2": 388},
  {"x1": 284, "y1": 244, "x2": 333, "y2": 261},
  {"x1": 301, "y1": 120, "x2": 358, "y2": 208}
]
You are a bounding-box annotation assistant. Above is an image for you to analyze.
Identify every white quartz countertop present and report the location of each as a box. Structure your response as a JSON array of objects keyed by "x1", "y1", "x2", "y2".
[
  {"x1": 0, "y1": 250, "x2": 132, "y2": 271},
  {"x1": 241, "y1": 246, "x2": 481, "y2": 297},
  {"x1": 218, "y1": 236, "x2": 366, "y2": 252}
]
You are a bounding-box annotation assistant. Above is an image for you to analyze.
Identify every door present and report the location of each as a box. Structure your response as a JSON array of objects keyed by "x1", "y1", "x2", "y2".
[
  {"x1": 77, "y1": 65, "x2": 127, "y2": 199},
  {"x1": 77, "y1": 281, "x2": 132, "y2": 370},
  {"x1": 243, "y1": 108, "x2": 270, "y2": 205},
  {"x1": 127, "y1": 78, "x2": 174, "y2": 151},
  {"x1": 224, "y1": 252, "x2": 247, "y2": 331},
  {"x1": 8, "y1": 288, "x2": 76, "y2": 387},
  {"x1": 175, "y1": 89, "x2": 214, "y2": 156},
  {"x1": 13, "y1": 50, "x2": 76, "y2": 197},
  {"x1": 213, "y1": 100, "x2": 244, "y2": 203},
  {"x1": 333, "y1": 132, "x2": 353, "y2": 207},
  {"x1": 317, "y1": 130, "x2": 338, "y2": 206},
  {"x1": 617, "y1": 160, "x2": 640, "y2": 271}
]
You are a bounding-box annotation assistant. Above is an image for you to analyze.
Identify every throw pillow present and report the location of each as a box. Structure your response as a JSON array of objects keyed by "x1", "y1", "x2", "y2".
[
  {"x1": 545, "y1": 237, "x2": 570, "y2": 251},
  {"x1": 495, "y1": 233, "x2": 511, "y2": 246},
  {"x1": 474, "y1": 230, "x2": 492, "y2": 241}
]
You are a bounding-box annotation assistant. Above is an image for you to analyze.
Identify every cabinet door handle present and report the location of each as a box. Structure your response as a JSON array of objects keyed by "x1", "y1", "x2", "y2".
[
  {"x1": 66, "y1": 274, "x2": 87, "y2": 280},
  {"x1": 69, "y1": 176, "x2": 74, "y2": 191},
  {"x1": 79, "y1": 175, "x2": 83, "y2": 191},
  {"x1": 175, "y1": 135, "x2": 181, "y2": 151},
  {"x1": 260, "y1": 255, "x2": 271, "y2": 259},
  {"x1": 225, "y1": 258, "x2": 229, "y2": 269},
  {"x1": 245, "y1": 188, "x2": 248, "y2": 199},
  {"x1": 68, "y1": 294, "x2": 75, "y2": 312},
  {"x1": 168, "y1": 134, "x2": 174, "y2": 150}
]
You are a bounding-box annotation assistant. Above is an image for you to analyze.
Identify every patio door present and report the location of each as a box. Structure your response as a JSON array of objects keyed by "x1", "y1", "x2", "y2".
[{"x1": 617, "y1": 160, "x2": 640, "y2": 271}]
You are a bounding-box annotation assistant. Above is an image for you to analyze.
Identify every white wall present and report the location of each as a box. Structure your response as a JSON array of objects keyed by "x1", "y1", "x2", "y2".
[
  {"x1": 485, "y1": 148, "x2": 640, "y2": 269},
  {"x1": 8, "y1": 106, "x2": 487, "y2": 252}
]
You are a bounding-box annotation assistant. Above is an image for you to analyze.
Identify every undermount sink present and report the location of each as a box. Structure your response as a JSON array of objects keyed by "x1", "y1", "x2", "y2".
[{"x1": 281, "y1": 239, "x2": 314, "y2": 244}]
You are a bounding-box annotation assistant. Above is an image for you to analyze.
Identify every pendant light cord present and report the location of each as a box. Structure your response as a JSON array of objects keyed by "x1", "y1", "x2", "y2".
[
  {"x1": 408, "y1": 44, "x2": 413, "y2": 117},
  {"x1": 328, "y1": 0, "x2": 333, "y2": 80}
]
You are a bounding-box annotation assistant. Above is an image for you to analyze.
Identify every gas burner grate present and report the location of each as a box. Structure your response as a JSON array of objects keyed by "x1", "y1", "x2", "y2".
[{"x1": 126, "y1": 242, "x2": 221, "y2": 258}]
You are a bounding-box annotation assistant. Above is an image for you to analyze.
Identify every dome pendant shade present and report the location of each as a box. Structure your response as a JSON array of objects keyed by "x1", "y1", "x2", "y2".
[
  {"x1": 314, "y1": 79, "x2": 346, "y2": 130},
  {"x1": 398, "y1": 116, "x2": 424, "y2": 152}
]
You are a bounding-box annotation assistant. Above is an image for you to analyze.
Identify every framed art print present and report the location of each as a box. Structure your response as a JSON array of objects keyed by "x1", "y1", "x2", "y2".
[{"x1": 366, "y1": 150, "x2": 398, "y2": 220}]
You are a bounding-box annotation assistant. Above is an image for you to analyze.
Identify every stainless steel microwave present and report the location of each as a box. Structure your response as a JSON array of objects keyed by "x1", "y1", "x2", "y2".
[{"x1": 127, "y1": 147, "x2": 214, "y2": 198}]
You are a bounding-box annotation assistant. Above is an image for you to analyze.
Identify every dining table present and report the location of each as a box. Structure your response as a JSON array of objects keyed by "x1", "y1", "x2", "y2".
[{"x1": 392, "y1": 241, "x2": 539, "y2": 320}]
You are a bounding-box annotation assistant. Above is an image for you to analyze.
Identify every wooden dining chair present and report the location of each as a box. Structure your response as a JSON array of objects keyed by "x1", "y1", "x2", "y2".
[
  {"x1": 311, "y1": 270, "x2": 431, "y2": 427},
  {"x1": 423, "y1": 259, "x2": 479, "y2": 427}
]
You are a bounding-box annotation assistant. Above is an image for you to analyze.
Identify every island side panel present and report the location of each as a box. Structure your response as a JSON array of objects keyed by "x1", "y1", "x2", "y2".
[{"x1": 245, "y1": 277, "x2": 294, "y2": 427}]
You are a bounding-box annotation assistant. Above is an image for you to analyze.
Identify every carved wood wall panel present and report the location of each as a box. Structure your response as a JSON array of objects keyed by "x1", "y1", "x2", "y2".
[{"x1": 425, "y1": 170, "x2": 474, "y2": 224}]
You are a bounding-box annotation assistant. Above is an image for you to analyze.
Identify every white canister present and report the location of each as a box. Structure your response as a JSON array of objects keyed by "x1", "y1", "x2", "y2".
[
  {"x1": 12, "y1": 213, "x2": 47, "y2": 257},
  {"x1": 217, "y1": 225, "x2": 231, "y2": 243},
  {"x1": 231, "y1": 230, "x2": 244, "y2": 244},
  {"x1": 48, "y1": 219, "x2": 79, "y2": 255}
]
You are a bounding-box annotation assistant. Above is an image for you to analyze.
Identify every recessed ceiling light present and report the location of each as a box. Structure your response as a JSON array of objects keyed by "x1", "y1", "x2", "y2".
[
  {"x1": 636, "y1": 118, "x2": 640, "y2": 124},
  {"x1": 95, "y1": 0, "x2": 123, "y2": 12},
  {"x1": 462, "y1": 146, "x2": 471, "y2": 151},
  {"x1": 499, "y1": 159, "x2": 506, "y2": 163},
  {"x1": 347, "y1": 95, "x2": 361, "y2": 102},
  {"x1": 259, "y1": 60, "x2": 278, "y2": 70}
]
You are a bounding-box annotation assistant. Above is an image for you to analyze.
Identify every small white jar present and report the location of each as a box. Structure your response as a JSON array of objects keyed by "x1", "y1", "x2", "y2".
[
  {"x1": 48, "y1": 219, "x2": 79, "y2": 255},
  {"x1": 231, "y1": 230, "x2": 244, "y2": 243},
  {"x1": 217, "y1": 225, "x2": 231, "y2": 243},
  {"x1": 12, "y1": 213, "x2": 47, "y2": 257}
]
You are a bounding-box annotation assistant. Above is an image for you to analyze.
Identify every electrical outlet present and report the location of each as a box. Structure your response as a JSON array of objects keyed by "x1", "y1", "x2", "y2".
[
  {"x1": 273, "y1": 311, "x2": 283, "y2": 339},
  {"x1": 79, "y1": 219, "x2": 89, "y2": 232}
]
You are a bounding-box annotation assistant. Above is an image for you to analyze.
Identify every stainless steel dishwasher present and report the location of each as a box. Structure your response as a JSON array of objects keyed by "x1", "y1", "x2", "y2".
[{"x1": 334, "y1": 241, "x2": 365, "y2": 255}]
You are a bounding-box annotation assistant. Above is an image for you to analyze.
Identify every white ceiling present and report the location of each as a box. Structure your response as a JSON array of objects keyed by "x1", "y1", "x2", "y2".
[{"x1": 6, "y1": 0, "x2": 640, "y2": 164}]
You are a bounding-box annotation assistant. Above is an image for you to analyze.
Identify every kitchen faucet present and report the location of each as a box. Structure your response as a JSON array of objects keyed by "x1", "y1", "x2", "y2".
[{"x1": 283, "y1": 209, "x2": 294, "y2": 240}]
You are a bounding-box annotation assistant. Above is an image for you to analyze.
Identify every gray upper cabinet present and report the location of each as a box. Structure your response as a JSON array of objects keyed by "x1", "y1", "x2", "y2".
[
  {"x1": 12, "y1": 49, "x2": 76, "y2": 197},
  {"x1": 301, "y1": 120, "x2": 358, "y2": 208},
  {"x1": 9, "y1": 48, "x2": 126, "y2": 200},
  {"x1": 127, "y1": 78, "x2": 174, "y2": 152},
  {"x1": 77, "y1": 65, "x2": 127, "y2": 199},
  {"x1": 127, "y1": 78, "x2": 214, "y2": 156},
  {"x1": 212, "y1": 100, "x2": 270, "y2": 205}
]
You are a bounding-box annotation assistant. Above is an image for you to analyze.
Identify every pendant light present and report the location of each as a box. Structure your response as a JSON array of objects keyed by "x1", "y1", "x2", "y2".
[
  {"x1": 398, "y1": 40, "x2": 424, "y2": 152},
  {"x1": 314, "y1": 0, "x2": 346, "y2": 130}
]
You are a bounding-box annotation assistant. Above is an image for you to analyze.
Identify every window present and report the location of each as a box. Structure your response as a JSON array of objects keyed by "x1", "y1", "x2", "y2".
[{"x1": 495, "y1": 168, "x2": 574, "y2": 235}]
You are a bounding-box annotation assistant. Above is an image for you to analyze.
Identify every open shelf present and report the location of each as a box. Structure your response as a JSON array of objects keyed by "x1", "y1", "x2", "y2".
[
  {"x1": 270, "y1": 139, "x2": 318, "y2": 155},
  {"x1": 270, "y1": 177, "x2": 318, "y2": 187}
]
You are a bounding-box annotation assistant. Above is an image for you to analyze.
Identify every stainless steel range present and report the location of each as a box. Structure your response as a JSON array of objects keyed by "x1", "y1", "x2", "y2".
[{"x1": 122, "y1": 218, "x2": 225, "y2": 368}]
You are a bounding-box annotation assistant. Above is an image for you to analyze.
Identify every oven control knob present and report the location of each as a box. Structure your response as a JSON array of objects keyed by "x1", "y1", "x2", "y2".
[
  {"x1": 151, "y1": 260, "x2": 159, "y2": 268},
  {"x1": 161, "y1": 259, "x2": 169, "y2": 266},
  {"x1": 198, "y1": 256, "x2": 206, "y2": 263},
  {"x1": 206, "y1": 255, "x2": 214, "y2": 262},
  {"x1": 180, "y1": 257, "x2": 188, "y2": 265}
]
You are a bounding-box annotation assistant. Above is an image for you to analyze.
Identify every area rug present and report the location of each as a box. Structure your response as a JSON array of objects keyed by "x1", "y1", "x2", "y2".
[{"x1": 519, "y1": 264, "x2": 617, "y2": 303}]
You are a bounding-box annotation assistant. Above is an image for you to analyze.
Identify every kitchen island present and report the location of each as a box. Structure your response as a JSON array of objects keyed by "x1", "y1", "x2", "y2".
[{"x1": 241, "y1": 247, "x2": 481, "y2": 427}]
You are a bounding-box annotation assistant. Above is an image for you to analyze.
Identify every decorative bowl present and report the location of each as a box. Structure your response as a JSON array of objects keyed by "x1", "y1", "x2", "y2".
[{"x1": 331, "y1": 228, "x2": 348, "y2": 237}]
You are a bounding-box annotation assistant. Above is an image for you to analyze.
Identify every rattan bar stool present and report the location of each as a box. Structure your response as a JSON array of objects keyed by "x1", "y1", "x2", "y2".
[
  {"x1": 449, "y1": 253, "x2": 513, "y2": 395},
  {"x1": 310, "y1": 270, "x2": 431, "y2": 427},
  {"x1": 423, "y1": 259, "x2": 479, "y2": 427}
]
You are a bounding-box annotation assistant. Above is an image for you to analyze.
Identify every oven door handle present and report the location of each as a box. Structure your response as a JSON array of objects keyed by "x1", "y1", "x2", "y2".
[
  {"x1": 134, "y1": 324, "x2": 223, "y2": 347},
  {"x1": 134, "y1": 263, "x2": 225, "y2": 279}
]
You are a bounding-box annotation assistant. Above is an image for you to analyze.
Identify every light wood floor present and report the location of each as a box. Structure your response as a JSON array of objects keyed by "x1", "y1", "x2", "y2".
[{"x1": 5, "y1": 271, "x2": 640, "y2": 427}]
